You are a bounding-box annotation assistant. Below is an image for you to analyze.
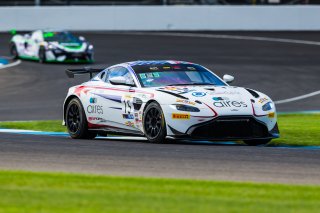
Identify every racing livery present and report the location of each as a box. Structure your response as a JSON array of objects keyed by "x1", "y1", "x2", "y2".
[
  {"x1": 10, "y1": 30, "x2": 94, "y2": 63},
  {"x1": 63, "y1": 60, "x2": 279, "y2": 145}
]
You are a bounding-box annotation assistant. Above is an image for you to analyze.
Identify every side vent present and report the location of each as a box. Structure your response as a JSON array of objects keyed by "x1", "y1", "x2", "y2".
[{"x1": 246, "y1": 88, "x2": 260, "y2": 98}]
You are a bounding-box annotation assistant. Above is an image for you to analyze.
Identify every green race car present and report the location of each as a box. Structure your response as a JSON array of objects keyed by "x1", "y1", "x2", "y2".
[{"x1": 10, "y1": 30, "x2": 94, "y2": 63}]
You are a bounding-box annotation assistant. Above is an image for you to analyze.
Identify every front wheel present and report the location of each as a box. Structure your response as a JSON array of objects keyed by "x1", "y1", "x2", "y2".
[
  {"x1": 66, "y1": 98, "x2": 97, "y2": 139},
  {"x1": 10, "y1": 43, "x2": 19, "y2": 59},
  {"x1": 243, "y1": 139, "x2": 271, "y2": 146},
  {"x1": 143, "y1": 102, "x2": 167, "y2": 143}
]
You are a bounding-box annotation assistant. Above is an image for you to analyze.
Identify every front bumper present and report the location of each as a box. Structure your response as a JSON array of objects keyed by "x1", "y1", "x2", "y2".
[
  {"x1": 168, "y1": 116, "x2": 279, "y2": 141},
  {"x1": 47, "y1": 50, "x2": 93, "y2": 63}
]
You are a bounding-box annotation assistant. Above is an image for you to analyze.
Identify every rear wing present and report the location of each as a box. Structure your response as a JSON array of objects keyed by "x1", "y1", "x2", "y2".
[{"x1": 65, "y1": 67, "x2": 104, "y2": 79}]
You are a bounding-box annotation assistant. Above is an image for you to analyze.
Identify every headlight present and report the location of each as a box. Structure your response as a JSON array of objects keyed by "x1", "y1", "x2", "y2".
[
  {"x1": 175, "y1": 104, "x2": 200, "y2": 112},
  {"x1": 262, "y1": 102, "x2": 274, "y2": 111},
  {"x1": 88, "y1": 44, "x2": 93, "y2": 50}
]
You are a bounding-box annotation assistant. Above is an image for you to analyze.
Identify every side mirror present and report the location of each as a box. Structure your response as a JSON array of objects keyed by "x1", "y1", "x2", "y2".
[
  {"x1": 109, "y1": 76, "x2": 135, "y2": 87},
  {"x1": 223, "y1": 74, "x2": 234, "y2": 84},
  {"x1": 79, "y1": 36, "x2": 85, "y2": 41}
]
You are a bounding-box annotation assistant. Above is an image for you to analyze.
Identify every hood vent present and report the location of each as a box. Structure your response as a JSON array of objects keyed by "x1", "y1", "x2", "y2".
[
  {"x1": 246, "y1": 88, "x2": 260, "y2": 98},
  {"x1": 156, "y1": 90, "x2": 188, "y2": 99}
]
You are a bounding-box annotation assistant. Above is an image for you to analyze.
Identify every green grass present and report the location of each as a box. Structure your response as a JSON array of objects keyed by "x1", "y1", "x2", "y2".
[
  {"x1": 0, "y1": 170, "x2": 319, "y2": 213},
  {"x1": 0, "y1": 114, "x2": 319, "y2": 146},
  {"x1": 270, "y1": 114, "x2": 320, "y2": 146},
  {"x1": 0, "y1": 120, "x2": 66, "y2": 132}
]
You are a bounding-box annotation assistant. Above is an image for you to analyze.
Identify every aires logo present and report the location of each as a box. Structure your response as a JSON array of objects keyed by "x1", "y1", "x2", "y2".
[
  {"x1": 172, "y1": 113, "x2": 190, "y2": 119},
  {"x1": 87, "y1": 105, "x2": 103, "y2": 114},
  {"x1": 213, "y1": 101, "x2": 248, "y2": 108}
]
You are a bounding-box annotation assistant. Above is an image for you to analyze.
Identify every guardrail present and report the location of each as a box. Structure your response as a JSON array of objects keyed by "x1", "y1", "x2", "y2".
[{"x1": 0, "y1": 6, "x2": 320, "y2": 31}]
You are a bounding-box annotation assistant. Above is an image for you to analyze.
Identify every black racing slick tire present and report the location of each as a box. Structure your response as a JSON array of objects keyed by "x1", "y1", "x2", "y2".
[
  {"x1": 66, "y1": 98, "x2": 97, "y2": 139},
  {"x1": 143, "y1": 102, "x2": 167, "y2": 143},
  {"x1": 10, "y1": 43, "x2": 19, "y2": 59},
  {"x1": 38, "y1": 47, "x2": 46, "y2": 63},
  {"x1": 243, "y1": 139, "x2": 271, "y2": 146}
]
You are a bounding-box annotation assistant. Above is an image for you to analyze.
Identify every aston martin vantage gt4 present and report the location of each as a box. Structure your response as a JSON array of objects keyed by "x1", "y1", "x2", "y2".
[{"x1": 63, "y1": 60, "x2": 279, "y2": 145}]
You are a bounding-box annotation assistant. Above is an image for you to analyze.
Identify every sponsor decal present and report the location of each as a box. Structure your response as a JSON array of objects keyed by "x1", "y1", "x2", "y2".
[
  {"x1": 192, "y1": 92, "x2": 206, "y2": 97},
  {"x1": 212, "y1": 97, "x2": 229, "y2": 101},
  {"x1": 125, "y1": 121, "x2": 135, "y2": 127},
  {"x1": 258, "y1": 97, "x2": 268, "y2": 104},
  {"x1": 187, "y1": 66, "x2": 196, "y2": 71},
  {"x1": 172, "y1": 113, "x2": 190, "y2": 119},
  {"x1": 268, "y1": 112, "x2": 275, "y2": 118},
  {"x1": 88, "y1": 117, "x2": 107, "y2": 122},
  {"x1": 123, "y1": 114, "x2": 134, "y2": 119},
  {"x1": 139, "y1": 73, "x2": 147, "y2": 79},
  {"x1": 176, "y1": 99, "x2": 196, "y2": 105},
  {"x1": 153, "y1": 72, "x2": 160, "y2": 77},
  {"x1": 89, "y1": 97, "x2": 97, "y2": 104},
  {"x1": 214, "y1": 91, "x2": 240, "y2": 95},
  {"x1": 163, "y1": 66, "x2": 171, "y2": 69},
  {"x1": 150, "y1": 67, "x2": 159, "y2": 71},
  {"x1": 147, "y1": 73, "x2": 154, "y2": 78},
  {"x1": 213, "y1": 101, "x2": 247, "y2": 108},
  {"x1": 87, "y1": 105, "x2": 103, "y2": 114}
]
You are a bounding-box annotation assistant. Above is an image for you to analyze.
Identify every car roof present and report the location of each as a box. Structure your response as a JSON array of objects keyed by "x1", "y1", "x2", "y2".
[{"x1": 125, "y1": 60, "x2": 195, "y2": 67}]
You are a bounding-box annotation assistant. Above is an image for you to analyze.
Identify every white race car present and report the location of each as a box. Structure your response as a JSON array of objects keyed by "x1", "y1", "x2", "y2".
[
  {"x1": 63, "y1": 60, "x2": 279, "y2": 145},
  {"x1": 10, "y1": 30, "x2": 94, "y2": 63}
]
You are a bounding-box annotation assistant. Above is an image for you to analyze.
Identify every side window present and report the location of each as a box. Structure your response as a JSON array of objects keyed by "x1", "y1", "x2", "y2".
[
  {"x1": 100, "y1": 71, "x2": 106, "y2": 81},
  {"x1": 31, "y1": 31, "x2": 43, "y2": 42},
  {"x1": 106, "y1": 67, "x2": 135, "y2": 86}
]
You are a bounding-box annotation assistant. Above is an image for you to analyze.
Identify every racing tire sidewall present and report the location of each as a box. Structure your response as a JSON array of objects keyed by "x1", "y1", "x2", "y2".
[
  {"x1": 39, "y1": 47, "x2": 46, "y2": 63},
  {"x1": 10, "y1": 43, "x2": 19, "y2": 59},
  {"x1": 66, "y1": 98, "x2": 96, "y2": 139},
  {"x1": 143, "y1": 102, "x2": 167, "y2": 143}
]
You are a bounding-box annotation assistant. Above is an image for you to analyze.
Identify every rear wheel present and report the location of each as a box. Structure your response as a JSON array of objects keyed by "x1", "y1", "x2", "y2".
[
  {"x1": 38, "y1": 47, "x2": 46, "y2": 63},
  {"x1": 243, "y1": 139, "x2": 271, "y2": 146},
  {"x1": 66, "y1": 98, "x2": 97, "y2": 139},
  {"x1": 143, "y1": 102, "x2": 167, "y2": 143},
  {"x1": 10, "y1": 43, "x2": 19, "y2": 59}
]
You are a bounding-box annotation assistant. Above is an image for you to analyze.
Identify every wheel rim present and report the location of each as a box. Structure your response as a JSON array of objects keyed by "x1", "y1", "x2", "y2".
[
  {"x1": 67, "y1": 103, "x2": 81, "y2": 134},
  {"x1": 145, "y1": 107, "x2": 162, "y2": 139}
]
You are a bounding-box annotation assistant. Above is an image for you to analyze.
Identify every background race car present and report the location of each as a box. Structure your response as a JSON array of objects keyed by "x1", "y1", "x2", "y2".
[{"x1": 10, "y1": 30, "x2": 94, "y2": 63}]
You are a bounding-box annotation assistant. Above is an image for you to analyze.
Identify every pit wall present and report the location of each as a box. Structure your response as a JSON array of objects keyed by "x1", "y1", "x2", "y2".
[{"x1": 1, "y1": 6, "x2": 320, "y2": 31}]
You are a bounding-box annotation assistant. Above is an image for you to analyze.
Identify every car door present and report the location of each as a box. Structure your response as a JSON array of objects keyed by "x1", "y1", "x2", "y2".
[
  {"x1": 28, "y1": 31, "x2": 42, "y2": 58},
  {"x1": 95, "y1": 66, "x2": 136, "y2": 130}
]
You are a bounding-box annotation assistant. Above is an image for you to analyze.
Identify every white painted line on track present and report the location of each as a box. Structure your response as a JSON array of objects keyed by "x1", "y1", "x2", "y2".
[
  {"x1": 122, "y1": 32, "x2": 320, "y2": 105},
  {"x1": 123, "y1": 32, "x2": 320, "y2": 46},
  {"x1": 275, "y1": 90, "x2": 320, "y2": 104},
  {"x1": 0, "y1": 59, "x2": 21, "y2": 70}
]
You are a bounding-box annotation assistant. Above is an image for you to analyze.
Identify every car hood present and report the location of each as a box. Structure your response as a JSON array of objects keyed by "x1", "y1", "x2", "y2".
[
  {"x1": 48, "y1": 41, "x2": 87, "y2": 52},
  {"x1": 152, "y1": 85, "x2": 256, "y2": 115}
]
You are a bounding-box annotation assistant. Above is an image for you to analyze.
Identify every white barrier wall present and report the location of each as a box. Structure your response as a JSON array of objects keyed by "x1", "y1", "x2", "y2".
[{"x1": 0, "y1": 6, "x2": 320, "y2": 31}]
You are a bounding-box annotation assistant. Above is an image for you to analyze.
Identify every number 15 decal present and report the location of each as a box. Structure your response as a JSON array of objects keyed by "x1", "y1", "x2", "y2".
[{"x1": 123, "y1": 99, "x2": 133, "y2": 114}]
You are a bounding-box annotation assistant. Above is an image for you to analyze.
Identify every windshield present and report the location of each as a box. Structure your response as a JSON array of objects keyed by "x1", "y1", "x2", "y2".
[
  {"x1": 133, "y1": 64, "x2": 226, "y2": 88},
  {"x1": 43, "y1": 31, "x2": 81, "y2": 43}
]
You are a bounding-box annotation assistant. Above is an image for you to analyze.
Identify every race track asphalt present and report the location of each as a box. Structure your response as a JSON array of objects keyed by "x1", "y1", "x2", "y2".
[{"x1": 0, "y1": 32, "x2": 319, "y2": 184}]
